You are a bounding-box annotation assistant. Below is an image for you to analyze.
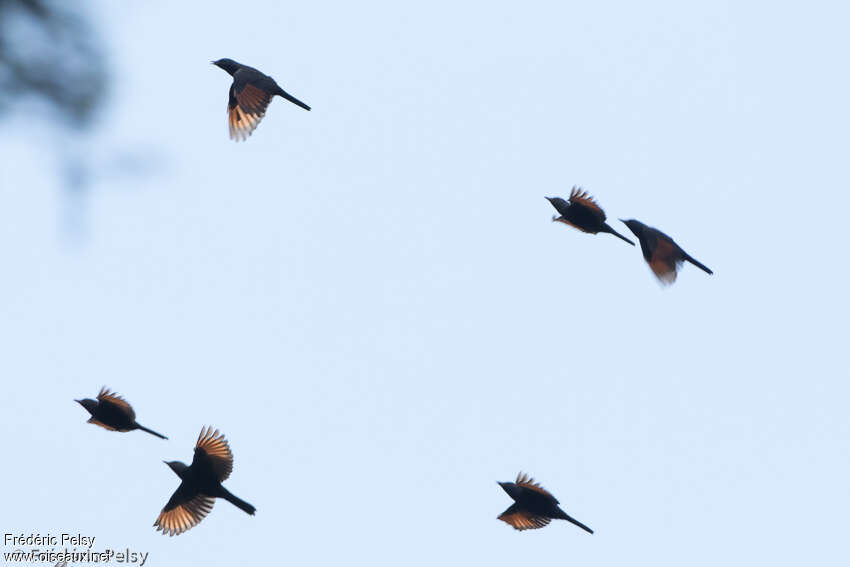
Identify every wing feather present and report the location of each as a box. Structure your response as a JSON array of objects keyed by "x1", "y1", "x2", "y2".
[
  {"x1": 195, "y1": 426, "x2": 234, "y2": 482},
  {"x1": 228, "y1": 83, "x2": 272, "y2": 141},
  {"x1": 498, "y1": 503, "x2": 552, "y2": 531},
  {"x1": 568, "y1": 186, "x2": 607, "y2": 222},
  {"x1": 515, "y1": 472, "x2": 559, "y2": 503},
  {"x1": 154, "y1": 486, "x2": 215, "y2": 537},
  {"x1": 649, "y1": 238, "x2": 680, "y2": 284},
  {"x1": 96, "y1": 387, "x2": 136, "y2": 420}
]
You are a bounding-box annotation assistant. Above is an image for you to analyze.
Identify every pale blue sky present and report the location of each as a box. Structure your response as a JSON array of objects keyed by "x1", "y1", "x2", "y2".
[{"x1": 2, "y1": 1, "x2": 849, "y2": 566}]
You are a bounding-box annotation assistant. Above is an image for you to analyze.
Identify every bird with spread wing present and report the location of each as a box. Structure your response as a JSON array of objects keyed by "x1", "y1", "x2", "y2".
[
  {"x1": 155, "y1": 426, "x2": 255, "y2": 536},
  {"x1": 498, "y1": 472, "x2": 593, "y2": 534}
]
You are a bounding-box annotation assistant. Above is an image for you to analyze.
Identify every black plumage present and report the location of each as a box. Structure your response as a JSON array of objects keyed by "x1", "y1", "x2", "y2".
[
  {"x1": 212, "y1": 58, "x2": 310, "y2": 141},
  {"x1": 621, "y1": 219, "x2": 713, "y2": 284},
  {"x1": 546, "y1": 187, "x2": 634, "y2": 246},
  {"x1": 154, "y1": 426, "x2": 255, "y2": 536},
  {"x1": 75, "y1": 387, "x2": 167, "y2": 439},
  {"x1": 498, "y1": 472, "x2": 593, "y2": 534}
]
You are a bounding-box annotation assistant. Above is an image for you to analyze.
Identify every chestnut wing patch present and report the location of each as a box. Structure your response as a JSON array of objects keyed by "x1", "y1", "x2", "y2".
[
  {"x1": 554, "y1": 216, "x2": 592, "y2": 233},
  {"x1": 568, "y1": 187, "x2": 607, "y2": 223},
  {"x1": 195, "y1": 426, "x2": 234, "y2": 482},
  {"x1": 515, "y1": 472, "x2": 558, "y2": 503},
  {"x1": 648, "y1": 237, "x2": 680, "y2": 284},
  {"x1": 228, "y1": 83, "x2": 272, "y2": 141},
  {"x1": 87, "y1": 417, "x2": 119, "y2": 431},
  {"x1": 498, "y1": 504, "x2": 552, "y2": 531},
  {"x1": 96, "y1": 387, "x2": 135, "y2": 420},
  {"x1": 154, "y1": 484, "x2": 215, "y2": 537}
]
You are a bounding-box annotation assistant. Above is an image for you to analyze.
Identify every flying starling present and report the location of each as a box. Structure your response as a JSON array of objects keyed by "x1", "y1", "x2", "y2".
[
  {"x1": 498, "y1": 472, "x2": 593, "y2": 534},
  {"x1": 546, "y1": 187, "x2": 635, "y2": 246},
  {"x1": 212, "y1": 58, "x2": 310, "y2": 141},
  {"x1": 154, "y1": 426, "x2": 256, "y2": 536},
  {"x1": 75, "y1": 387, "x2": 167, "y2": 439},
  {"x1": 620, "y1": 219, "x2": 713, "y2": 284}
]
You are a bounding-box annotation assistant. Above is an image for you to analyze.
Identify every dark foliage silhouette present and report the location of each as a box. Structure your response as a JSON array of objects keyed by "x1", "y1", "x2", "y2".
[{"x1": 0, "y1": 0, "x2": 108, "y2": 128}]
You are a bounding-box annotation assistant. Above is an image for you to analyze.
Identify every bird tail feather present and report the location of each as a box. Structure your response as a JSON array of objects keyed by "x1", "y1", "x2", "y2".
[
  {"x1": 558, "y1": 510, "x2": 594, "y2": 534},
  {"x1": 603, "y1": 224, "x2": 636, "y2": 246},
  {"x1": 684, "y1": 253, "x2": 713, "y2": 275},
  {"x1": 221, "y1": 487, "x2": 256, "y2": 515},
  {"x1": 277, "y1": 88, "x2": 311, "y2": 111},
  {"x1": 135, "y1": 423, "x2": 167, "y2": 440}
]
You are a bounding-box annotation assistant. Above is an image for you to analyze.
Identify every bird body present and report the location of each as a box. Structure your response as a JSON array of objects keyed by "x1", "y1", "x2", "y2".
[
  {"x1": 75, "y1": 387, "x2": 167, "y2": 439},
  {"x1": 498, "y1": 472, "x2": 593, "y2": 534},
  {"x1": 212, "y1": 58, "x2": 310, "y2": 141},
  {"x1": 155, "y1": 426, "x2": 255, "y2": 536},
  {"x1": 546, "y1": 188, "x2": 635, "y2": 246},
  {"x1": 620, "y1": 219, "x2": 713, "y2": 284}
]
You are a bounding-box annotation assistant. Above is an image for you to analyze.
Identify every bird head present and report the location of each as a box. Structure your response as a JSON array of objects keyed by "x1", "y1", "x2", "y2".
[
  {"x1": 164, "y1": 461, "x2": 190, "y2": 479},
  {"x1": 620, "y1": 219, "x2": 646, "y2": 236},
  {"x1": 498, "y1": 481, "x2": 520, "y2": 499},
  {"x1": 211, "y1": 58, "x2": 241, "y2": 76},
  {"x1": 75, "y1": 398, "x2": 98, "y2": 414},
  {"x1": 545, "y1": 196, "x2": 569, "y2": 215}
]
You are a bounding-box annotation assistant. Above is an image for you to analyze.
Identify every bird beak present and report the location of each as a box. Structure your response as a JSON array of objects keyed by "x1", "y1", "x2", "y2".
[{"x1": 74, "y1": 399, "x2": 83, "y2": 405}]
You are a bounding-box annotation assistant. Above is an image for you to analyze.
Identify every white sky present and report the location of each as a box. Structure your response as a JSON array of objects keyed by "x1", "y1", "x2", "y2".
[{"x1": 1, "y1": 1, "x2": 848, "y2": 566}]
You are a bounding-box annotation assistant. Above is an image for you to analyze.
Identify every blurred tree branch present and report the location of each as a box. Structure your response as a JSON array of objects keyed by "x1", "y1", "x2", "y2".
[{"x1": 0, "y1": 0, "x2": 108, "y2": 128}]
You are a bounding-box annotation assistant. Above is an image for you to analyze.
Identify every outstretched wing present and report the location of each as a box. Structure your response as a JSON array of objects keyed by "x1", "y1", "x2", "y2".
[
  {"x1": 193, "y1": 426, "x2": 234, "y2": 482},
  {"x1": 228, "y1": 73, "x2": 273, "y2": 141},
  {"x1": 648, "y1": 237, "x2": 680, "y2": 284},
  {"x1": 498, "y1": 503, "x2": 552, "y2": 531},
  {"x1": 568, "y1": 187, "x2": 607, "y2": 223},
  {"x1": 154, "y1": 482, "x2": 215, "y2": 536},
  {"x1": 515, "y1": 472, "x2": 559, "y2": 503},
  {"x1": 96, "y1": 387, "x2": 135, "y2": 420}
]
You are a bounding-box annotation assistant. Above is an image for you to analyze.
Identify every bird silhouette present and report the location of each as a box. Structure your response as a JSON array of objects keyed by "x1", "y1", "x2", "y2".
[
  {"x1": 75, "y1": 387, "x2": 167, "y2": 439},
  {"x1": 498, "y1": 472, "x2": 593, "y2": 534},
  {"x1": 546, "y1": 187, "x2": 634, "y2": 246},
  {"x1": 154, "y1": 426, "x2": 255, "y2": 536},
  {"x1": 620, "y1": 219, "x2": 713, "y2": 284},
  {"x1": 212, "y1": 58, "x2": 310, "y2": 141}
]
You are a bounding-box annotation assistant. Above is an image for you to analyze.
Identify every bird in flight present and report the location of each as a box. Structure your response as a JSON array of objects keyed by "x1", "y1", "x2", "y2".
[
  {"x1": 75, "y1": 387, "x2": 167, "y2": 439},
  {"x1": 546, "y1": 187, "x2": 635, "y2": 246},
  {"x1": 154, "y1": 426, "x2": 255, "y2": 536},
  {"x1": 620, "y1": 219, "x2": 713, "y2": 284},
  {"x1": 212, "y1": 58, "x2": 310, "y2": 141},
  {"x1": 497, "y1": 472, "x2": 593, "y2": 534}
]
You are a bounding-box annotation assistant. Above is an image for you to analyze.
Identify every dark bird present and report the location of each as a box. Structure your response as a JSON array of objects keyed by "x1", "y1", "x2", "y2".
[
  {"x1": 620, "y1": 219, "x2": 713, "y2": 284},
  {"x1": 498, "y1": 472, "x2": 593, "y2": 534},
  {"x1": 212, "y1": 58, "x2": 310, "y2": 141},
  {"x1": 546, "y1": 187, "x2": 635, "y2": 246},
  {"x1": 155, "y1": 426, "x2": 256, "y2": 536},
  {"x1": 75, "y1": 387, "x2": 167, "y2": 439}
]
